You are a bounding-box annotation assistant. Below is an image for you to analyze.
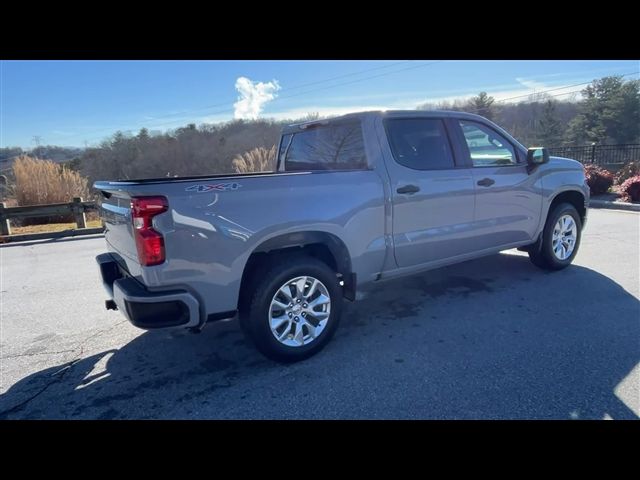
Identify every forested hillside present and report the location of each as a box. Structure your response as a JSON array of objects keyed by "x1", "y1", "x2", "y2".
[
  {"x1": 2, "y1": 75, "x2": 638, "y2": 183},
  {"x1": 418, "y1": 76, "x2": 639, "y2": 147},
  {"x1": 0, "y1": 146, "x2": 82, "y2": 173}
]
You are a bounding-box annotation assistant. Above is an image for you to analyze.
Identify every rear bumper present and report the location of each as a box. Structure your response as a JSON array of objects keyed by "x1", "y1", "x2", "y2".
[{"x1": 96, "y1": 253, "x2": 201, "y2": 329}]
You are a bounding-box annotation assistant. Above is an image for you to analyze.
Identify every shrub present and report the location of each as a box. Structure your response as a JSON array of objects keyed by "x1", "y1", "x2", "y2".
[
  {"x1": 619, "y1": 175, "x2": 640, "y2": 202},
  {"x1": 12, "y1": 155, "x2": 89, "y2": 205},
  {"x1": 584, "y1": 164, "x2": 614, "y2": 195},
  {"x1": 11, "y1": 155, "x2": 90, "y2": 224},
  {"x1": 614, "y1": 161, "x2": 640, "y2": 185},
  {"x1": 232, "y1": 145, "x2": 276, "y2": 174}
]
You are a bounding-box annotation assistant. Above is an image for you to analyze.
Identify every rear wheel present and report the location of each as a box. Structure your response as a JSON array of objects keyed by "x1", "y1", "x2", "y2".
[
  {"x1": 239, "y1": 256, "x2": 343, "y2": 363},
  {"x1": 529, "y1": 202, "x2": 582, "y2": 270}
]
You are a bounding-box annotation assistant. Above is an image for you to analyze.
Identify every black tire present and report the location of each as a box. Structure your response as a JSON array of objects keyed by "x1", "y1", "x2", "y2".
[
  {"x1": 528, "y1": 202, "x2": 582, "y2": 270},
  {"x1": 239, "y1": 255, "x2": 343, "y2": 363}
]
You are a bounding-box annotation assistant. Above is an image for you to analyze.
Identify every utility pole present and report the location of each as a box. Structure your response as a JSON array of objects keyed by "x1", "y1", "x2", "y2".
[{"x1": 32, "y1": 136, "x2": 42, "y2": 156}]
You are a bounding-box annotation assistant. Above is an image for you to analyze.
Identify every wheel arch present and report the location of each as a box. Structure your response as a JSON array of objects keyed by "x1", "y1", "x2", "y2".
[
  {"x1": 239, "y1": 231, "x2": 355, "y2": 309},
  {"x1": 547, "y1": 189, "x2": 587, "y2": 226}
]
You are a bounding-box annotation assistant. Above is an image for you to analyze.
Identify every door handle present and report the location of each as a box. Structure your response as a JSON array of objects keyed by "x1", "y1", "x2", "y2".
[
  {"x1": 396, "y1": 184, "x2": 420, "y2": 195},
  {"x1": 476, "y1": 178, "x2": 495, "y2": 187}
]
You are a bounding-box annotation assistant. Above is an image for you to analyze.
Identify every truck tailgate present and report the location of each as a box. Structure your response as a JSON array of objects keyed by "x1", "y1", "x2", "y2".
[{"x1": 99, "y1": 192, "x2": 140, "y2": 267}]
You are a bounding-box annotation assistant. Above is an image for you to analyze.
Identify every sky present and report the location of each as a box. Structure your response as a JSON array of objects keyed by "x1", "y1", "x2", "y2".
[{"x1": 1, "y1": 60, "x2": 638, "y2": 148}]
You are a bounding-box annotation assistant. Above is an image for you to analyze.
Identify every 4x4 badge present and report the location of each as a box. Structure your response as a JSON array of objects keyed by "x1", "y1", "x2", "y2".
[{"x1": 185, "y1": 182, "x2": 242, "y2": 193}]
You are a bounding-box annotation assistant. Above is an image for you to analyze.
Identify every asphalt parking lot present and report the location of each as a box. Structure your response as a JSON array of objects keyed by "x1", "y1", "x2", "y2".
[{"x1": 1, "y1": 209, "x2": 638, "y2": 419}]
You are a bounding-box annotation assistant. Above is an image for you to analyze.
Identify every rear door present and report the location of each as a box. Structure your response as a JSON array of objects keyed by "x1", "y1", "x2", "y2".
[
  {"x1": 452, "y1": 119, "x2": 542, "y2": 250},
  {"x1": 379, "y1": 115, "x2": 476, "y2": 268}
]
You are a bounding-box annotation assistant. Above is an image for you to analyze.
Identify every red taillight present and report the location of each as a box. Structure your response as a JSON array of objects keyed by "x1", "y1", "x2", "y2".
[{"x1": 131, "y1": 196, "x2": 168, "y2": 266}]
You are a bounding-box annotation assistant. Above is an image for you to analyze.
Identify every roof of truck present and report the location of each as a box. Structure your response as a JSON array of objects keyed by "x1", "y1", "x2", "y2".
[{"x1": 283, "y1": 109, "x2": 489, "y2": 133}]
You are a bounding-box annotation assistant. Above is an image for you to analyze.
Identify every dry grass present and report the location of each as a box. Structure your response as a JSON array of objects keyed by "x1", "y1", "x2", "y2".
[
  {"x1": 9, "y1": 219, "x2": 103, "y2": 235},
  {"x1": 232, "y1": 145, "x2": 277, "y2": 173},
  {"x1": 12, "y1": 155, "x2": 90, "y2": 206}
]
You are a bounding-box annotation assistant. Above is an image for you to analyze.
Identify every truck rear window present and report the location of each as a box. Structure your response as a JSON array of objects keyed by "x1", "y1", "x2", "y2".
[{"x1": 284, "y1": 122, "x2": 368, "y2": 171}]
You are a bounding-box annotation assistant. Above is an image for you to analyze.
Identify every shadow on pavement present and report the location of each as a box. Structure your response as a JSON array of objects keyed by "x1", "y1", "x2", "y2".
[{"x1": 1, "y1": 252, "x2": 638, "y2": 419}]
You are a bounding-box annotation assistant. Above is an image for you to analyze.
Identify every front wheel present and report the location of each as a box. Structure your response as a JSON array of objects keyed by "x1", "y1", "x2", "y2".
[
  {"x1": 529, "y1": 202, "x2": 582, "y2": 270},
  {"x1": 239, "y1": 256, "x2": 343, "y2": 363}
]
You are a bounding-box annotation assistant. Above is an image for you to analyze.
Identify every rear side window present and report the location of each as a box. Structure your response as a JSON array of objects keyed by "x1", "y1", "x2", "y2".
[
  {"x1": 284, "y1": 122, "x2": 368, "y2": 171},
  {"x1": 384, "y1": 118, "x2": 454, "y2": 170}
]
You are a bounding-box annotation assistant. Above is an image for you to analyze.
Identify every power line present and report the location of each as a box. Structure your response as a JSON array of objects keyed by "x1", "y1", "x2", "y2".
[
  {"x1": 463, "y1": 89, "x2": 585, "y2": 115},
  {"x1": 50, "y1": 61, "x2": 419, "y2": 142},
  {"x1": 141, "y1": 61, "x2": 414, "y2": 121},
  {"x1": 493, "y1": 71, "x2": 639, "y2": 104},
  {"x1": 457, "y1": 71, "x2": 640, "y2": 115},
  {"x1": 52, "y1": 66, "x2": 638, "y2": 145},
  {"x1": 56, "y1": 61, "x2": 444, "y2": 144},
  {"x1": 137, "y1": 61, "x2": 444, "y2": 129},
  {"x1": 274, "y1": 61, "x2": 444, "y2": 102},
  {"x1": 275, "y1": 60, "x2": 413, "y2": 91},
  {"x1": 109, "y1": 63, "x2": 630, "y2": 135}
]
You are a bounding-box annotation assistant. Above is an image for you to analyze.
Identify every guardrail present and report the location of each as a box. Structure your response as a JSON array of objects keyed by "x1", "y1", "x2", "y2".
[{"x1": 0, "y1": 197, "x2": 104, "y2": 243}]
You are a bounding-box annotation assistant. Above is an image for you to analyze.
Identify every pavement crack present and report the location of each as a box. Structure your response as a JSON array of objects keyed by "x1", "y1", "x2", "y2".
[
  {"x1": 0, "y1": 320, "x2": 128, "y2": 418},
  {"x1": 0, "y1": 357, "x2": 81, "y2": 417}
]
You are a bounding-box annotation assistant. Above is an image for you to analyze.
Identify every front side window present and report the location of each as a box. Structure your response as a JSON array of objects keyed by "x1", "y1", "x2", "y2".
[
  {"x1": 385, "y1": 118, "x2": 454, "y2": 170},
  {"x1": 459, "y1": 120, "x2": 517, "y2": 167},
  {"x1": 284, "y1": 122, "x2": 367, "y2": 171}
]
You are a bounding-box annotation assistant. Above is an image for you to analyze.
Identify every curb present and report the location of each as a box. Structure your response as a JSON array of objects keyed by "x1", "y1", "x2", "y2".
[
  {"x1": 589, "y1": 199, "x2": 640, "y2": 212},
  {"x1": 0, "y1": 227, "x2": 105, "y2": 244}
]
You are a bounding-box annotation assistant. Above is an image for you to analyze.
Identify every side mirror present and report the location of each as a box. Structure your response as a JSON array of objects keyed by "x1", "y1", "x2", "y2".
[{"x1": 527, "y1": 147, "x2": 550, "y2": 166}]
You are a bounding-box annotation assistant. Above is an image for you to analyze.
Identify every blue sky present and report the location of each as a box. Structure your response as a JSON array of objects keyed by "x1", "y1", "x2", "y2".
[{"x1": 1, "y1": 60, "x2": 638, "y2": 148}]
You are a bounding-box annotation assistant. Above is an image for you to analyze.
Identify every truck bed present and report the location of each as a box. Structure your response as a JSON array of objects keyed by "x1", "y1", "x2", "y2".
[{"x1": 94, "y1": 170, "x2": 306, "y2": 187}]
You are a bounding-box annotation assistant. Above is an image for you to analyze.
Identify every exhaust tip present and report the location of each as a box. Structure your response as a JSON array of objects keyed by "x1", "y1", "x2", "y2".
[{"x1": 105, "y1": 299, "x2": 118, "y2": 311}]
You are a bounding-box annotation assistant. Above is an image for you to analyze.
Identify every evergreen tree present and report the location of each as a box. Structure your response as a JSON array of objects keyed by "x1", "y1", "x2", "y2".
[
  {"x1": 537, "y1": 100, "x2": 563, "y2": 146},
  {"x1": 564, "y1": 76, "x2": 640, "y2": 145},
  {"x1": 470, "y1": 91, "x2": 495, "y2": 120}
]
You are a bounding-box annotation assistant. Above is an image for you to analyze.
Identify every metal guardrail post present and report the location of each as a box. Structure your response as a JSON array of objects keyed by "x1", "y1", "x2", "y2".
[
  {"x1": 0, "y1": 202, "x2": 11, "y2": 235},
  {"x1": 72, "y1": 196, "x2": 87, "y2": 228}
]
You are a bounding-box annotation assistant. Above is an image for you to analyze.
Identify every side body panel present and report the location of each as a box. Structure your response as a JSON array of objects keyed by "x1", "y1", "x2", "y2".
[
  {"x1": 535, "y1": 156, "x2": 590, "y2": 230},
  {"x1": 469, "y1": 164, "x2": 541, "y2": 248},
  {"x1": 376, "y1": 112, "x2": 587, "y2": 280},
  {"x1": 98, "y1": 168, "x2": 389, "y2": 318},
  {"x1": 372, "y1": 113, "x2": 477, "y2": 268}
]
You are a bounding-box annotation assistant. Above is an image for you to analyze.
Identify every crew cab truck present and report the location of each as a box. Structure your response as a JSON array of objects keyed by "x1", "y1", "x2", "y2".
[{"x1": 95, "y1": 110, "x2": 589, "y2": 362}]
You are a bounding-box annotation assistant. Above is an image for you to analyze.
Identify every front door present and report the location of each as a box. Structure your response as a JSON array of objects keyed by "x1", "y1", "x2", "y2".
[
  {"x1": 454, "y1": 119, "x2": 542, "y2": 250},
  {"x1": 379, "y1": 116, "x2": 476, "y2": 268}
]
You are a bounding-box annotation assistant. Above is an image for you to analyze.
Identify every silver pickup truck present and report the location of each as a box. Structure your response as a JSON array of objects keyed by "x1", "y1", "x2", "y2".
[{"x1": 95, "y1": 110, "x2": 589, "y2": 362}]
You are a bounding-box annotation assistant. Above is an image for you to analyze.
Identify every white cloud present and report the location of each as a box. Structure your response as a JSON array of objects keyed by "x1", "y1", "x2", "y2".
[
  {"x1": 515, "y1": 77, "x2": 547, "y2": 90},
  {"x1": 233, "y1": 77, "x2": 281, "y2": 120}
]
